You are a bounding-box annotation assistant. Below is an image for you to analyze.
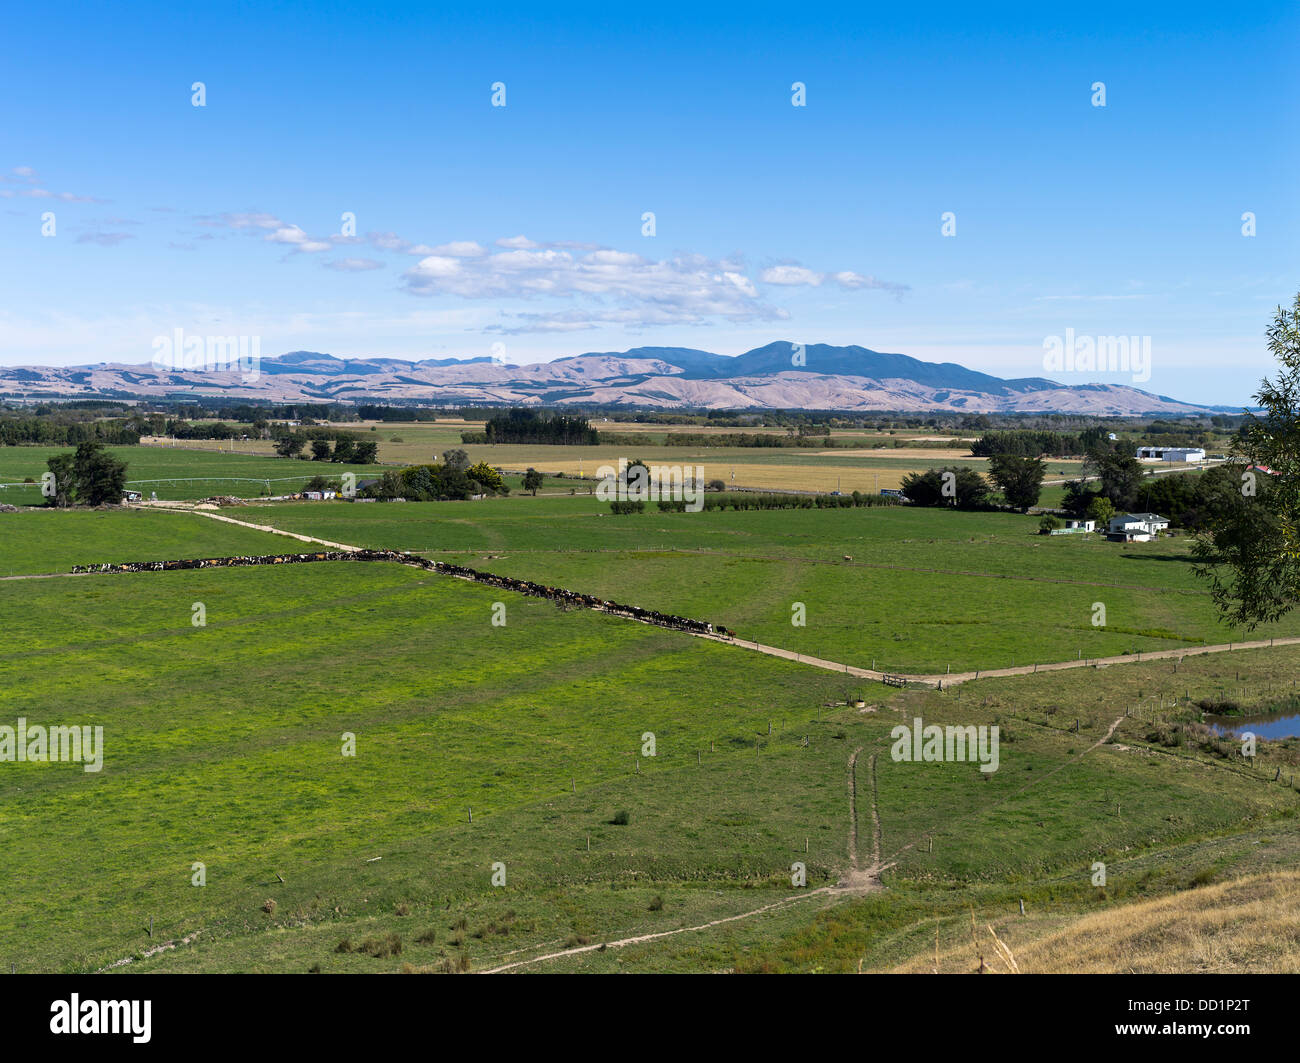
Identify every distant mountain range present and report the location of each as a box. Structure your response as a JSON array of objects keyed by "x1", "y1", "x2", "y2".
[{"x1": 0, "y1": 342, "x2": 1221, "y2": 414}]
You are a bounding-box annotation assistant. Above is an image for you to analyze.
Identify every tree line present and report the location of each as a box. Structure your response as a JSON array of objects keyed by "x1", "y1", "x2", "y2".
[
  {"x1": 460, "y1": 409, "x2": 599, "y2": 445},
  {"x1": 272, "y1": 435, "x2": 380, "y2": 463},
  {"x1": 0, "y1": 414, "x2": 141, "y2": 446}
]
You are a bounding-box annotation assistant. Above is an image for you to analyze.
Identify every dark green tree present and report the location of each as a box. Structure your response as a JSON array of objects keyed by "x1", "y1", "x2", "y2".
[
  {"x1": 900, "y1": 466, "x2": 990, "y2": 509},
  {"x1": 522, "y1": 468, "x2": 544, "y2": 496},
  {"x1": 986, "y1": 454, "x2": 1046, "y2": 511},
  {"x1": 44, "y1": 452, "x2": 77, "y2": 507},
  {"x1": 1193, "y1": 292, "x2": 1300, "y2": 627},
  {"x1": 44, "y1": 442, "x2": 128, "y2": 507},
  {"x1": 1082, "y1": 442, "x2": 1145, "y2": 511},
  {"x1": 275, "y1": 435, "x2": 304, "y2": 458}
]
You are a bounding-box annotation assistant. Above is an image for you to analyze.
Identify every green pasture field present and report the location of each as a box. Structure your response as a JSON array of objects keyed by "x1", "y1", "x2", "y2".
[
  {"x1": 232, "y1": 496, "x2": 1300, "y2": 674},
  {"x1": 0, "y1": 562, "x2": 862, "y2": 972},
  {"x1": 0, "y1": 508, "x2": 291, "y2": 577},
  {"x1": 0, "y1": 445, "x2": 383, "y2": 505},
  {"x1": 0, "y1": 444, "x2": 569, "y2": 505},
  {"x1": 2, "y1": 551, "x2": 1296, "y2": 973}
]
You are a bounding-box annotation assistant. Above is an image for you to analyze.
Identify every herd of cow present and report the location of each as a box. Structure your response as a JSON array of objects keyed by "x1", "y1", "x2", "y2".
[{"x1": 70, "y1": 549, "x2": 736, "y2": 640}]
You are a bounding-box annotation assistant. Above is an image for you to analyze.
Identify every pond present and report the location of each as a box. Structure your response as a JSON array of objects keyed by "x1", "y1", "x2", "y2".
[{"x1": 1209, "y1": 713, "x2": 1300, "y2": 740}]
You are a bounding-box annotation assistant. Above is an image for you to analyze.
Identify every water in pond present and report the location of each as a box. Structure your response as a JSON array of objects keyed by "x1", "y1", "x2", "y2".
[{"x1": 1209, "y1": 714, "x2": 1300, "y2": 740}]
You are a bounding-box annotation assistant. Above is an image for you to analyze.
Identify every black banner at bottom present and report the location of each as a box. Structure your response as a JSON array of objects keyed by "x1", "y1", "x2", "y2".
[{"x1": 3, "y1": 972, "x2": 1291, "y2": 1051}]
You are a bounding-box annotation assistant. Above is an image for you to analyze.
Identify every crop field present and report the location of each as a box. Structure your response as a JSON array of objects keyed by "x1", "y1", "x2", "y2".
[
  {"x1": 129, "y1": 422, "x2": 1087, "y2": 495},
  {"x1": 228, "y1": 496, "x2": 1300, "y2": 674},
  {"x1": 2, "y1": 517, "x2": 1297, "y2": 973}
]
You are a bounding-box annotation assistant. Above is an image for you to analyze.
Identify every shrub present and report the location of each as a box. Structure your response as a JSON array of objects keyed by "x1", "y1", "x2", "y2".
[
  {"x1": 648, "y1": 895, "x2": 664, "y2": 912},
  {"x1": 358, "y1": 933, "x2": 402, "y2": 958},
  {"x1": 611, "y1": 809, "x2": 630, "y2": 825}
]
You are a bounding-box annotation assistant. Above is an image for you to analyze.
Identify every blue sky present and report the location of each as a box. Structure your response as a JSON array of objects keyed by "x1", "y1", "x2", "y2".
[{"x1": 2, "y1": 1, "x2": 1295, "y2": 405}]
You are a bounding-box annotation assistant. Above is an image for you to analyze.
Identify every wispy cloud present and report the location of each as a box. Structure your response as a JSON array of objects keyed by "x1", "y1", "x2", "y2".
[
  {"x1": 324, "y1": 257, "x2": 384, "y2": 272},
  {"x1": 0, "y1": 166, "x2": 106, "y2": 203},
  {"x1": 760, "y1": 263, "x2": 909, "y2": 297},
  {"x1": 76, "y1": 232, "x2": 134, "y2": 247},
  {"x1": 405, "y1": 244, "x2": 791, "y2": 330},
  {"x1": 200, "y1": 208, "x2": 908, "y2": 332}
]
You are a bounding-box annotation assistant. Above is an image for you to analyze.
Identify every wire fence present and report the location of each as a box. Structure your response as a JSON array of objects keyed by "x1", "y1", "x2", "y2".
[{"x1": 1, "y1": 474, "x2": 346, "y2": 498}]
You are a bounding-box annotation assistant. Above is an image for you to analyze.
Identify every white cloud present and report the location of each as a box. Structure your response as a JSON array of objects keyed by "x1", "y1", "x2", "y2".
[
  {"x1": 409, "y1": 255, "x2": 463, "y2": 278},
  {"x1": 265, "y1": 224, "x2": 331, "y2": 253},
  {"x1": 429, "y1": 240, "x2": 488, "y2": 258},
  {"x1": 761, "y1": 264, "x2": 909, "y2": 296},
  {"x1": 368, "y1": 230, "x2": 411, "y2": 251},
  {"x1": 201, "y1": 209, "x2": 908, "y2": 332},
  {"x1": 760, "y1": 265, "x2": 824, "y2": 286}
]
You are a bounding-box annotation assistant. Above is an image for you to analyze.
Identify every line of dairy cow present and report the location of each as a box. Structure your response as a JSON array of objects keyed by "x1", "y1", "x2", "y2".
[{"x1": 71, "y1": 549, "x2": 736, "y2": 640}]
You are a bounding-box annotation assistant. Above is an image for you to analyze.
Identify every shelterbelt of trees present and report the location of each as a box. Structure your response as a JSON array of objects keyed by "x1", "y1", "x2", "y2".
[
  {"x1": 970, "y1": 420, "x2": 1222, "y2": 458},
  {"x1": 460, "y1": 409, "x2": 599, "y2": 445},
  {"x1": 610, "y1": 491, "x2": 904, "y2": 514},
  {"x1": 0, "y1": 413, "x2": 141, "y2": 446}
]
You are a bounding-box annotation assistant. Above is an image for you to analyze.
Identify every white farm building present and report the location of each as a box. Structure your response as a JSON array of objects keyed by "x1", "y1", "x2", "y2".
[
  {"x1": 1108, "y1": 512, "x2": 1170, "y2": 542},
  {"x1": 1136, "y1": 446, "x2": 1205, "y2": 463}
]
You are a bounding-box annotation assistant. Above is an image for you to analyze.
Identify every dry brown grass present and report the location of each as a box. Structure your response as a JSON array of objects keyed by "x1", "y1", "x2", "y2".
[{"x1": 891, "y1": 871, "x2": 1300, "y2": 974}]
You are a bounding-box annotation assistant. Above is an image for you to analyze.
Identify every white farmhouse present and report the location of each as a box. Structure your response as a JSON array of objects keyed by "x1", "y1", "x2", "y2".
[{"x1": 1108, "y1": 512, "x2": 1169, "y2": 542}]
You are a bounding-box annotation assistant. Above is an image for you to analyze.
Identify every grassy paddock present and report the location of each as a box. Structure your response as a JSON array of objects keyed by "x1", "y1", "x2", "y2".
[
  {"x1": 0, "y1": 508, "x2": 292, "y2": 577},
  {"x1": 1, "y1": 547, "x2": 1298, "y2": 973},
  {"x1": 229, "y1": 497, "x2": 1300, "y2": 673}
]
